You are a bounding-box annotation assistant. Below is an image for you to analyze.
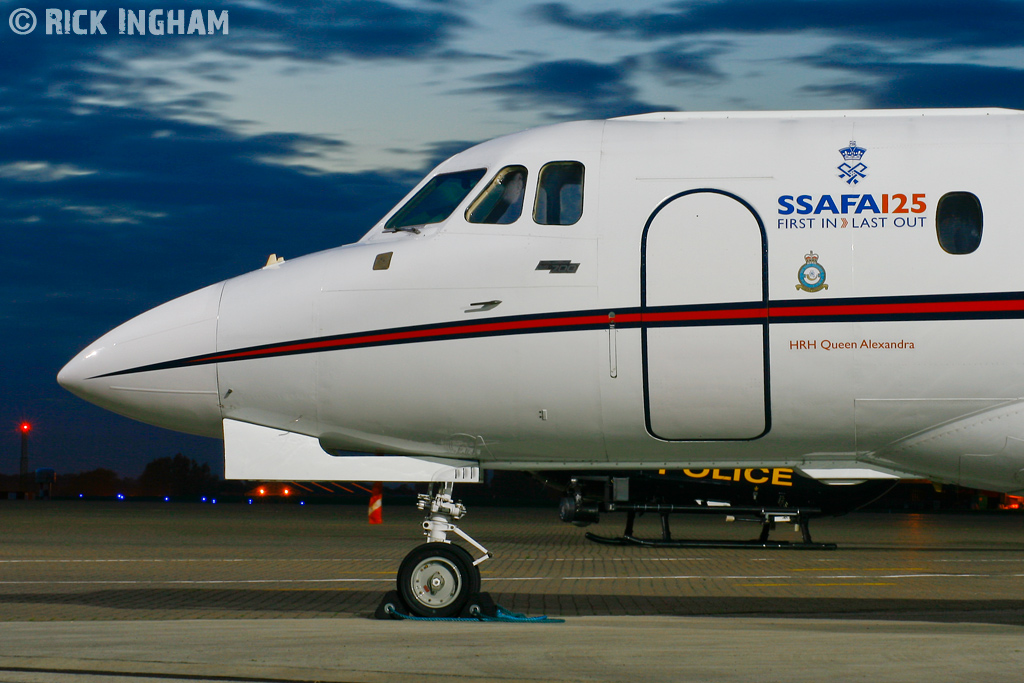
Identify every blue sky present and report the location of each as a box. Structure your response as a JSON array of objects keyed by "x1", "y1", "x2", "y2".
[{"x1": 3, "y1": 0, "x2": 1024, "y2": 477}]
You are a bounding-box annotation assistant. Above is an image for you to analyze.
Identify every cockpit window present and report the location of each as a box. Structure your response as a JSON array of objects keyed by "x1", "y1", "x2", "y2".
[
  {"x1": 384, "y1": 168, "x2": 486, "y2": 232},
  {"x1": 534, "y1": 161, "x2": 584, "y2": 225},
  {"x1": 466, "y1": 166, "x2": 528, "y2": 224}
]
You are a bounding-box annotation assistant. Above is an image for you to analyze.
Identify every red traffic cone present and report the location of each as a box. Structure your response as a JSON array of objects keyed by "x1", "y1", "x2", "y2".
[{"x1": 368, "y1": 482, "x2": 383, "y2": 524}]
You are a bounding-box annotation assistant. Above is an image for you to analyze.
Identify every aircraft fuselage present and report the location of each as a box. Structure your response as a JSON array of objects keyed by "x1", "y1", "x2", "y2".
[{"x1": 59, "y1": 109, "x2": 1024, "y2": 493}]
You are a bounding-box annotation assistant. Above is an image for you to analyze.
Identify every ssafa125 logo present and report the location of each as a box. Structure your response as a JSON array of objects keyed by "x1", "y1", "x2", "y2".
[
  {"x1": 796, "y1": 251, "x2": 828, "y2": 292},
  {"x1": 776, "y1": 137, "x2": 929, "y2": 231}
]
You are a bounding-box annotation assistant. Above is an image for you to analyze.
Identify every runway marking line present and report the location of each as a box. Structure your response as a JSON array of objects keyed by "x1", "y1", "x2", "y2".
[
  {"x1": 4, "y1": 557, "x2": 1012, "y2": 567},
  {"x1": 0, "y1": 578, "x2": 394, "y2": 586},
  {"x1": 0, "y1": 557, "x2": 732, "y2": 565},
  {"x1": 793, "y1": 568, "x2": 855, "y2": 571},
  {"x1": 738, "y1": 583, "x2": 793, "y2": 587},
  {"x1": 0, "y1": 559, "x2": 396, "y2": 563},
  {"x1": 738, "y1": 582, "x2": 897, "y2": 587},
  {"x1": 810, "y1": 583, "x2": 898, "y2": 587},
  {"x1": 864, "y1": 568, "x2": 928, "y2": 571},
  {"x1": 793, "y1": 567, "x2": 927, "y2": 572},
  {"x1": 0, "y1": 574, "x2": 1014, "y2": 587},
  {"x1": 933, "y1": 559, "x2": 1024, "y2": 562},
  {"x1": 504, "y1": 557, "x2": 714, "y2": 562}
]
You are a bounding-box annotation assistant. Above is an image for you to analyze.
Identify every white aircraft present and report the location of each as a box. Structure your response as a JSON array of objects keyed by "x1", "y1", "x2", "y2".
[{"x1": 59, "y1": 108, "x2": 1024, "y2": 616}]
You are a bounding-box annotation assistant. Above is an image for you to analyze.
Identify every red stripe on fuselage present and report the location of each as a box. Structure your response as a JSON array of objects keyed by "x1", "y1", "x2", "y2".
[
  {"x1": 190, "y1": 313, "x2": 626, "y2": 365},
  {"x1": 770, "y1": 298, "x2": 1024, "y2": 319},
  {"x1": 178, "y1": 295, "x2": 1024, "y2": 368},
  {"x1": 643, "y1": 307, "x2": 767, "y2": 323}
]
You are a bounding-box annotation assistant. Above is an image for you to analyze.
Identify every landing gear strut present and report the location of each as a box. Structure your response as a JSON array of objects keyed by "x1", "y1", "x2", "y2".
[{"x1": 392, "y1": 482, "x2": 492, "y2": 618}]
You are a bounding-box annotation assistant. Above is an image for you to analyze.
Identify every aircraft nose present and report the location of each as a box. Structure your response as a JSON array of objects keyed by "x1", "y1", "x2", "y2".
[{"x1": 58, "y1": 282, "x2": 225, "y2": 438}]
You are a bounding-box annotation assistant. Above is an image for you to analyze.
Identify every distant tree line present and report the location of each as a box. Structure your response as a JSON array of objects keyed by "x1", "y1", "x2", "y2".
[
  {"x1": 0, "y1": 456, "x2": 560, "y2": 503},
  {"x1": 0, "y1": 454, "x2": 220, "y2": 498},
  {"x1": 136, "y1": 454, "x2": 219, "y2": 497}
]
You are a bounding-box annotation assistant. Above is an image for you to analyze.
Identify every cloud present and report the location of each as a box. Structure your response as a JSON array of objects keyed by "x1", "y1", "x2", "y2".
[
  {"x1": 646, "y1": 42, "x2": 729, "y2": 83},
  {"x1": 531, "y1": 3, "x2": 1024, "y2": 110},
  {"x1": 219, "y1": 0, "x2": 469, "y2": 61},
  {"x1": 1, "y1": 105, "x2": 411, "y2": 296},
  {"x1": 0, "y1": 0, "x2": 471, "y2": 128},
  {"x1": 799, "y1": 49, "x2": 1024, "y2": 108},
  {"x1": 533, "y1": 0, "x2": 1024, "y2": 49},
  {"x1": 460, "y1": 58, "x2": 675, "y2": 119},
  {"x1": 384, "y1": 139, "x2": 479, "y2": 173},
  {"x1": 0, "y1": 162, "x2": 97, "y2": 182}
]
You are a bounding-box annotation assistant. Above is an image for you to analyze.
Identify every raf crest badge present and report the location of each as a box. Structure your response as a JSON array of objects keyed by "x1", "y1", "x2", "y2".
[
  {"x1": 837, "y1": 141, "x2": 867, "y2": 185},
  {"x1": 796, "y1": 251, "x2": 828, "y2": 292}
]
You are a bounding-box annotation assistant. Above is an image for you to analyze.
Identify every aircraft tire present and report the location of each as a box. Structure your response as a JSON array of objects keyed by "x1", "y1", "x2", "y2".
[{"x1": 397, "y1": 543, "x2": 480, "y2": 618}]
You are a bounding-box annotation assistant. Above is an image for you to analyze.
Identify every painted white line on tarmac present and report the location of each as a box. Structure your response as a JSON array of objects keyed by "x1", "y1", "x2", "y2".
[
  {"x1": 0, "y1": 557, "x2": 718, "y2": 564},
  {"x1": 0, "y1": 578, "x2": 392, "y2": 585},
  {"x1": 503, "y1": 557, "x2": 715, "y2": 562},
  {"x1": 0, "y1": 570, "x2": 1018, "y2": 587},
  {"x1": 12, "y1": 557, "x2": 1015, "y2": 567},
  {"x1": 0, "y1": 558, "x2": 394, "y2": 563},
  {"x1": 486, "y1": 572, "x2": 1020, "y2": 582}
]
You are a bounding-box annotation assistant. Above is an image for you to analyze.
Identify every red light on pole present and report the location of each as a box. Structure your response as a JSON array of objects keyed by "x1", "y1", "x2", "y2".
[{"x1": 19, "y1": 422, "x2": 30, "y2": 489}]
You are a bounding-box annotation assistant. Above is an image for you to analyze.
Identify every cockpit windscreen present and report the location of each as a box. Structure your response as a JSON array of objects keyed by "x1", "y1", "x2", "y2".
[{"x1": 384, "y1": 169, "x2": 486, "y2": 232}]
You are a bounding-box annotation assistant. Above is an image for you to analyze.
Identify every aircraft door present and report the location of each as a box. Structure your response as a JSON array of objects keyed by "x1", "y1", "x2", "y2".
[{"x1": 641, "y1": 190, "x2": 769, "y2": 440}]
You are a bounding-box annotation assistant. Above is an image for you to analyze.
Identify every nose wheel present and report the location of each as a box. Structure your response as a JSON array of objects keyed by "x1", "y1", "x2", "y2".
[
  {"x1": 390, "y1": 482, "x2": 491, "y2": 618},
  {"x1": 397, "y1": 543, "x2": 481, "y2": 617}
]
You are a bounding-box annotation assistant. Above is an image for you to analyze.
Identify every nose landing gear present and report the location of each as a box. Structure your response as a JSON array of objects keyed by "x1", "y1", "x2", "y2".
[
  {"x1": 398, "y1": 543, "x2": 481, "y2": 617},
  {"x1": 392, "y1": 482, "x2": 492, "y2": 618}
]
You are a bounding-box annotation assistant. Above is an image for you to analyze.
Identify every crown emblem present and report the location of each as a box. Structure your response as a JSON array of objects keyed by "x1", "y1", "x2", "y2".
[
  {"x1": 804, "y1": 251, "x2": 819, "y2": 264},
  {"x1": 839, "y1": 141, "x2": 866, "y2": 161},
  {"x1": 837, "y1": 141, "x2": 868, "y2": 184}
]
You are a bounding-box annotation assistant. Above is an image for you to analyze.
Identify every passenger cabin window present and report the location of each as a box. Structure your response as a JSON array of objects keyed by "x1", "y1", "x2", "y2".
[
  {"x1": 936, "y1": 191, "x2": 983, "y2": 254},
  {"x1": 534, "y1": 161, "x2": 584, "y2": 225},
  {"x1": 466, "y1": 166, "x2": 528, "y2": 224},
  {"x1": 384, "y1": 168, "x2": 486, "y2": 232}
]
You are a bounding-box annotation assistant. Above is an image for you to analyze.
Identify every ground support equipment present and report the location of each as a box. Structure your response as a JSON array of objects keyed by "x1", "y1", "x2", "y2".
[{"x1": 583, "y1": 504, "x2": 837, "y2": 550}]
